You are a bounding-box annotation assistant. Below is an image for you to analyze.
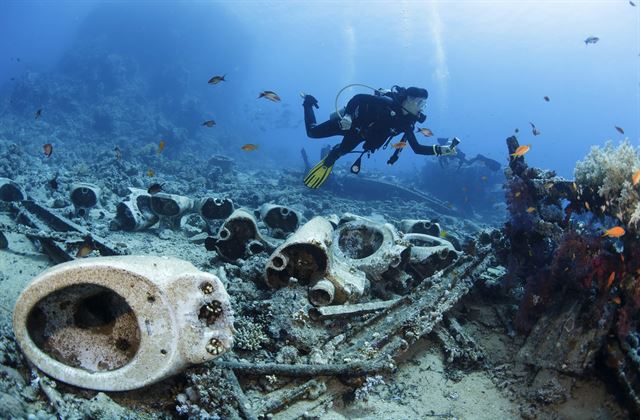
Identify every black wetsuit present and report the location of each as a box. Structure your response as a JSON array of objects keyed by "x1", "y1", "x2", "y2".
[{"x1": 304, "y1": 94, "x2": 437, "y2": 166}]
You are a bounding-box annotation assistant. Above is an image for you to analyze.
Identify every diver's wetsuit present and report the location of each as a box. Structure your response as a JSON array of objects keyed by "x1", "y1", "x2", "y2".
[{"x1": 304, "y1": 94, "x2": 438, "y2": 166}]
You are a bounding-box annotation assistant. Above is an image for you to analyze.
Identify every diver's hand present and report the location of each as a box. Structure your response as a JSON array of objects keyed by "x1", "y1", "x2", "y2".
[
  {"x1": 301, "y1": 93, "x2": 319, "y2": 109},
  {"x1": 436, "y1": 144, "x2": 457, "y2": 156},
  {"x1": 339, "y1": 114, "x2": 352, "y2": 130},
  {"x1": 387, "y1": 154, "x2": 399, "y2": 165}
]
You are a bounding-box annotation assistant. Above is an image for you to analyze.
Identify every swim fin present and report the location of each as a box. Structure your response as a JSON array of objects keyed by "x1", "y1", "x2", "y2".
[{"x1": 304, "y1": 158, "x2": 334, "y2": 189}]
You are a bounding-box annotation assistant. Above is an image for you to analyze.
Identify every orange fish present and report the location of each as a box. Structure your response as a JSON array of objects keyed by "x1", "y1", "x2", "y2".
[
  {"x1": 208, "y1": 74, "x2": 226, "y2": 84},
  {"x1": 632, "y1": 169, "x2": 640, "y2": 186},
  {"x1": 158, "y1": 140, "x2": 166, "y2": 154},
  {"x1": 602, "y1": 226, "x2": 625, "y2": 238},
  {"x1": 526, "y1": 207, "x2": 536, "y2": 213},
  {"x1": 416, "y1": 127, "x2": 433, "y2": 137},
  {"x1": 606, "y1": 272, "x2": 615, "y2": 289},
  {"x1": 615, "y1": 126, "x2": 625, "y2": 135},
  {"x1": 203, "y1": 120, "x2": 216, "y2": 127},
  {"x1": 510, "y1": 144, "x2": 531, "y2": 157},
  {"x1": 147, "y1": 168, "x2": 155, "y2": 177},
  {"x1": 43, "y1": 143, "x2": 53, "y2": 157},
  {"x1": 241, "y1": 144, "x2": 258, "y2": 151},
  {"x1": 612, "y1": 296, "x2": 621, "y2": 305},
  {"x1": 391, "y1": 141, "x2": 407, "y2": 149},
  {"x1": 258, "y1": 91, "x2": 281, "y2": 102}
]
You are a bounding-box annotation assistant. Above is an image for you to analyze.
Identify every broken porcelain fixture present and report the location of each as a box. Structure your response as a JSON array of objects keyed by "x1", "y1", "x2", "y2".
[
  {"x1": 150, "y1": 192, "x2": 194, "y2": 228},
  {"x1": 0, "y1": 177, "x2": 27, "y2": 202},
  {"x1": 196, "y1": 196, "x2": 234, "y2": 221},
  {"x1": 259, "y1": 203, "x2": 301, "y2": 235},
  {"x1": 265, "y1": 216, "x2": 366, "y2": 306},
  {"x1": 265, "y1": 216, "x2": 332, "y2": 289},
  {"x1": 400, "y1": 219, "x2": 441, "y2": 237},
  {"x1": 207, "y1": 208, "x2": 270, "y2": 261},
  {"x1": 12, "y1": 255, "x2": 234, "y2": 391},
  {"x1": 115, "y1": 188, "x2": 159, "y2": 231},
  {"x1": 70, "y1": 182, "x2": 101, "y2": 217},
  {"x1": 331, "y1": 218, "x2": 410, "y2": 282},
  {"x1": 404, "y1": 233, "x2": 460, "y2": 276}
]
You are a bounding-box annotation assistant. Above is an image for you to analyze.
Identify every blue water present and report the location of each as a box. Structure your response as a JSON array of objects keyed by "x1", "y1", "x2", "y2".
[{"x1": 1, "y1": 1, "x2": 638, "y2": 180}]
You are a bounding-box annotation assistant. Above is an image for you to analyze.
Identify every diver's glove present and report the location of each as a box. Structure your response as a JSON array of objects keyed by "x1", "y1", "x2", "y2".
[
  {"x1": 436, "y1": 145, "x2": 457, "y2": 156},
  {"x1": 435, "y1": 137, "x2": 460, "y2": 156},
  {"x1": 387, "y1": 154, "x2": 399, "y2": 165},
  {"x1": 434, "y1": 143, "x2": 458, "y2": 156},
  {"x1": 302, "y1": 93, "x2": 319, "y2": 109},
  {"x1": 339, "y1": 114, "x2": 353, "y2": 130}
]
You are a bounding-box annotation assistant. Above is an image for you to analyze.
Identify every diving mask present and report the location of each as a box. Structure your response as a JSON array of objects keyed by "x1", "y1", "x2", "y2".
[{"x1": 403, "y1": 96, "x2": 427, "y2": 116}]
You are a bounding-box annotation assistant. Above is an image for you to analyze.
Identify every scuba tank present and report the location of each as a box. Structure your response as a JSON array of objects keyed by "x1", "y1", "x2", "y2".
[
  {"x1": 329, "y1": 107, "x2": 345, "y2": 121},
  {"x1": 333, "y1": 83, "x2": 392, "y2": 120}
]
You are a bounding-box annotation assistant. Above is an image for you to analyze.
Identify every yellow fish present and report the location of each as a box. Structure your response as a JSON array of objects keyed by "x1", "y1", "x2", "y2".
[
  {"x1": 76, "y1": 243, "x2": 93, "y2": 258},
  {"x1": 158, "y1": 140, "x2": 166, "y2": 154},
  {"x1": 439, "y1": 230, "x2": 448, "y2": 238},
  {"x1": 416, "y1": 127, "x2": 434, "y2": 137},
  {"x1": 241, "y1": 144, "x2": 258, "y2": 151},
  {"x1": 147, "y1": 168, "x2": 155, "y2": 177},
  {"x1": 258, "y1": 91, "x2": 281, "y2": 102},
  {"x1": 526, "y1": 207, "x2": 536, "y2": 213},
  {"x1": 510, "y1": 144, "x2": 531, "y2": 157}
]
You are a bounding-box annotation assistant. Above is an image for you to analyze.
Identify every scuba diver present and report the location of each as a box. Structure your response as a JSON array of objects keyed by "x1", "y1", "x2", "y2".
[
  {"x1": 435, "y1": 138, "x2": 501, "y2": 171},
  {"x1": 301, "y1": 85, "x2": 460, "y2": 189}
]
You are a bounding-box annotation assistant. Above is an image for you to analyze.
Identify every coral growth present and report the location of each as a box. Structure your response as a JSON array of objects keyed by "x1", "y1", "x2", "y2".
[
  {"x1": 500, "y1": 136, "x2": 640, "y2": 334},
  {"x1": 574, "y1": 140, "x2": 640, "y2": 231}
]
